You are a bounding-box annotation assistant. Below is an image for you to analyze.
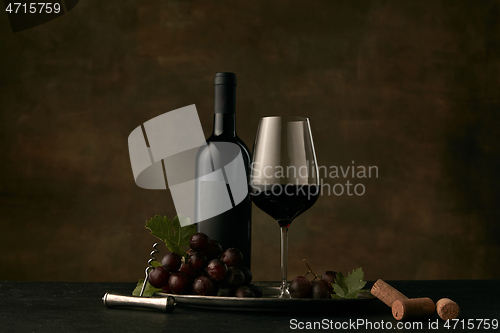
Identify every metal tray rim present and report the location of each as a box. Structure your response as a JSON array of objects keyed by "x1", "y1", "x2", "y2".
[{"x1": 155, "y1": 281, "x2": 375, "y2": 312}]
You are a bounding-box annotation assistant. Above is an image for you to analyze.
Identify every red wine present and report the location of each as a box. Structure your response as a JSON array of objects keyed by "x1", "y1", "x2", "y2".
[
  {"x1": 195, "y1": 72, "x2": 252, "y2": 269},
  {"x1": 250, "y1": 185, "x2": 320, "y2": 227}
]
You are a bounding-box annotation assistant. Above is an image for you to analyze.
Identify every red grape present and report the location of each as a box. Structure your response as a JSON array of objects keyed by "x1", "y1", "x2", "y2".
[
  {"x1": 311, "y1": 280, "x2": 330, "y2": 298},
  {"x1": 239, "y1": 266, "x2": 253, "y2": 285},
  {"x1": 235, "y1": 286, "x2": 255, "y2": 298},
  {"x1": 221, "y1": 248, "x2": 243, "y2": 267},
  {"x1": 203, "y1": 240, "x2": 223, "y2": 260},
  {"x1": 161, "y1": 253, "x2": 181, "y2": 272},
  {"x1": 217, "y1": 286, "x2": 233, "y2": 297},
  {"x1": 226, "y1": 267, "x2": 245, "y2": 288},
  {"x1": 168, "y1": 271, "x2": 190, "y2": 294},
  {"x1": 192, "y1": 276, "x2": 215, "y2": 296},
  {"x1": 189, "y1": 232, "x2": 210, "y2": 252},
  {"x1": 179, "y1": 263, "x2": 197, "y2": 279},
  {"x1": 188, "y1": 252, "x2": 208, "y2": 272},
  {"x1": 248, "y1": 283, "x2": 262, "y2": 297},
  {"x1": 321, "y1": 271, "x2": 337, "y2": 295},
  {"x1": 206, "y1": 259, "x2": 228, "y2": 281},
  {"x1": 289, "y1": 276, "x2": 312, "y2": 298},
  {"x1": 148, "y1": 266, "x2": 170, "y2": 288}
]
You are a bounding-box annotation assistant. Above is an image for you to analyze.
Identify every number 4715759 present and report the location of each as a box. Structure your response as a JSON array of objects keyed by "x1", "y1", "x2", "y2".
[
  {"x1": 444, "y1": 319, "x2": 499, "y2": 330},
  {"x1": 5, "y1": 2, "x2": 62, "y2": 14}
]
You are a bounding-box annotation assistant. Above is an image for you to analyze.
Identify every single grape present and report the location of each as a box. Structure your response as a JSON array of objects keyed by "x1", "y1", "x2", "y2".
[
  {"x1": 148, "y1": 266, "x2": 170, "y2": 288},
  {"x1": 234, "y1": 286, "x2": 255, "y2": 298},
  {"x1": 221, "y1": 248, "x2": 243, "y2": 267},
  {"x1": 161, "y1": 252, "x2": 182, "y2": 272},
  {"x1": 192, "y1": 276, "x2": 215, "y2": 296},
  {"x1": 206, "y1": 259, "x2": 228, "y2": 281},
  {"x1": 217, "y1": 286, "x2": 233, "y2": 297},
  {"x1": 248, "y1": 283, "x2": 263, "y2": 298},
  {"x1": 289, "y1": 276, "x2": 312, "y2": 298},
  {"x1": 311, "y1": 280, "x2": 330, "y2": 299},
  {"x1": 188, "y1": 252, "x2": 208, "y2": 272},
  {"x1": 189, "y1": 232, "x2": 210, "y2": 252},
  {"x1": 239, "y1": 266, "x2": 253, "y2": 285},
  {"x1": 321, "y1": 271, "x2": 337, "y2": 295},
  {"x1": 168, "y1": 271, "x2": 190, "y2": 294},
  {"x1": 203, "y1": 240, "x2": 223, "y2": 260},
  {"x1": 179, "y1": 262, "x2": 197, "y2": 279},
  {"x1": 226, "y1": 267, "x2": 245, "y2": 288}
]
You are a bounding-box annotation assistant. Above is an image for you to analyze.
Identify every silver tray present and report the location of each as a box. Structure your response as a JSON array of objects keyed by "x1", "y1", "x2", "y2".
[{"x1": 155, "y1": 281, "x2": 375, "y2": 312}]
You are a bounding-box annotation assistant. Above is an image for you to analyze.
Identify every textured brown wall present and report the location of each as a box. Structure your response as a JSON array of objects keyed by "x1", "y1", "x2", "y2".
[{"x1": 1, "y1": 0, "x2": 499, "y2": 282}]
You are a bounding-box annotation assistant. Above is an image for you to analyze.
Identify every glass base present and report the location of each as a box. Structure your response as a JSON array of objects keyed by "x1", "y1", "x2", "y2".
[{"x1": 279, "y1": 284, "x2": 291, "y2": 298}]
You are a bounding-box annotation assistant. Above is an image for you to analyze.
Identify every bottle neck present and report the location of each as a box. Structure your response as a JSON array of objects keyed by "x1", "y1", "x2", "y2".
[
  {"x1": 212, "y1": 113, "x2": 236, "y2": 137},
  {"x1": 213, "y1": 83, "x2": 236, "y2": 137}
]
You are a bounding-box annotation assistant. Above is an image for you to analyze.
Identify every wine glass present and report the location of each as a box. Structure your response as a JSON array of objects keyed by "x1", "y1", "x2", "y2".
[{"x1": 250, "y1": 116, "x2": 320, "y2": 298}]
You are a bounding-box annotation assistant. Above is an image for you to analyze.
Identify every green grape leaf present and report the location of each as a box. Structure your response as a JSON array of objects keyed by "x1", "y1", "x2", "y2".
[
  {"x1": 150, "y1": 260, "x2": 161, "y2": 268},
  {"x1": 132, "y1": 279, "x2": 161, "y2": 297},
  {"x1": 145, "y1": 215, "x2": 196, "y2": 257},
  {"x1": 331, "y1": 271, "x2": 348, "y2": 298},
  {"x1": 173, "y1": 215, "x2": 196, "y2": 248},
  {"x1": 330, "y1": 267, "x2": 366, "y2": 299}
]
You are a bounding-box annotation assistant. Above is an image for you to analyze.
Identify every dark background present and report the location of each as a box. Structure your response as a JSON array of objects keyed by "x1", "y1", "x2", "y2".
[{"x1": 1, "y1": 0, "x2": 499, "y2": 282}]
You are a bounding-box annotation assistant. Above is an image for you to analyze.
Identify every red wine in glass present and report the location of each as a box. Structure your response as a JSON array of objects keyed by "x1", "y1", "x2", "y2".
[{"x1": 250, "y1": 185, "x2": 320, "y2": 227}]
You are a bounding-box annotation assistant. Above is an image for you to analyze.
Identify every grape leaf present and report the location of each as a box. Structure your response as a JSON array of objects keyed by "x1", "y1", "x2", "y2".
[
  {"x1": 132, "y1": 279, "x2": 161, "y2": 297},
  {"x1": 331, "y1": 267, "x2": 366, "y2": 299},
  {"x1": 145, "y1": 215, "x2": 196, "y2": 257},
  {"x1": 150, "y1": 260, "x2": 161, "y2": 268},
  {"x1": 331, "y1": 271, "x2": 348, "y2": 298}
]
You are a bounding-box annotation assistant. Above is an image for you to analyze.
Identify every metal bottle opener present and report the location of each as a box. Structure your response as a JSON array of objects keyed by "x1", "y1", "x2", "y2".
[{"x1": 102, "y1": 243, "x2": 175, "y2": 312}]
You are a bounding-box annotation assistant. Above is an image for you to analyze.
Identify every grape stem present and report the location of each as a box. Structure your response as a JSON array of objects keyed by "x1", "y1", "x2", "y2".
[
  {"x1": 184, "y1": 249, "x2": 194, "y2": 263},
  {"x1": 303, "y1": 259, "x2": 321, "y2": 281}
]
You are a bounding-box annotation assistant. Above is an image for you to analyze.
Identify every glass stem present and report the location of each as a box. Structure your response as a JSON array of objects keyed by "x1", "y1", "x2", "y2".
[{"x1": 279, "y1": 225, "x2": 291, "y2": 298}]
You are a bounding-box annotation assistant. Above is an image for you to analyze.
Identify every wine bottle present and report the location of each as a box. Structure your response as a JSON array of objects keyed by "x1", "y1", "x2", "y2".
[{"x1": 195, "y1": 72, "x2": 252, "y2": 269}]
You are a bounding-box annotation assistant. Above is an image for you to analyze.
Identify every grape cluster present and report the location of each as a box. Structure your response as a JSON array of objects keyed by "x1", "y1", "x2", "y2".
[
  {"x1": 148, "y1": 232, "x2": 261, "y2": 298},
  {"x1": 289, "y1": 271, "x2": 338, "y2": 298}
]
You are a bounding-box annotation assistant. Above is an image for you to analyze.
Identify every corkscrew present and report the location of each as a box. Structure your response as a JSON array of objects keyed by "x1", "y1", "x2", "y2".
[
  {"x1": 139, "y1": 242, "x2": 160, "y2": 296},
  {"x1": 102, "y1": 243, "x2": 175, "y2": 312}
]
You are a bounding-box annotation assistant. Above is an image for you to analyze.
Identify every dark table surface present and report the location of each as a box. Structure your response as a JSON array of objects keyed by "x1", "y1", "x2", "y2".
[{"x1": 0, "y1": 280, "x2": 498, "y2": 332}]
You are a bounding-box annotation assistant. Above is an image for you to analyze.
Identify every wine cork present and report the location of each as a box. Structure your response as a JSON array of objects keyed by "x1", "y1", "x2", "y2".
[
  {"x1": 371, "y1": 279, "x2": 408, "y2": 307},
  {"x1": 436, "y1": 298, "x2": 460, "y2": 321},
  {"x1": 392, "y1": 298, "x2": 436, "y2": 320}
]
